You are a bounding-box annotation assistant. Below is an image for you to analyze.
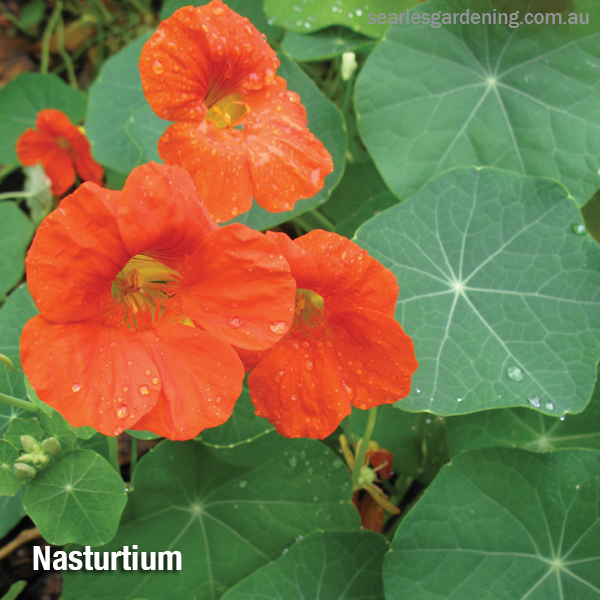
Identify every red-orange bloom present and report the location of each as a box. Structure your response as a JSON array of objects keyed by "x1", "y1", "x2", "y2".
[
  {"x1": 16, "y1": 109, "x2": 104, "y2": 196},
  {"x1": 247, "y1": 230, "x2": 418, "y2": 439},
  {"x1": 20, "y1": 162, "x2": 295, "y2": 440},
  {"x1": 139, "y1": 0, "x2": 334, "y2": 223}
]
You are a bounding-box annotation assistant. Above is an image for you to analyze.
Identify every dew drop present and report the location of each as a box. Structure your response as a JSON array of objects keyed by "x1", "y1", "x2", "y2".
[
  {"x1": 545, "y1": 402, "x2": 555, "y2": 411},
  {"x1": 288, "y1": 456, "x2": 298, "y2": 468},
  {"x1": 114, "y1": 427, "x2": 123, "y2": 435},
  {"x1": 144, "y1": 369, "x2": 152, "y2": 376},
  {"x1": 528, "y1": 395, "x2": 541, "y2": 408},
  {"x1": 152, "y1": 60, "x2": 164, "y2": 75},
  {"x1": 304, "y1": 360, "x2": 314, "y2": 372},
  {"x1": 507, "y1": 366, "x2": 524, "y2": 382},
  {"x1": 139, "y1": 385, "x2": 150, "y2": 395},
  {"x1": 457, "y1": 397, "x2": 463, "y2": 402},
  {"x1": 571, "y1": 223, "x2": 587, "y2": 235},
  {"x1": 151, "y1": 377, "x2": 159, "y2": 385},
  {"x1": 212, "y1": 4, "x2": 225, "y2": 15},
  {"x1": 275, "y1": 371, "x2": 285, "y2": 383},
  {"x1": 416, "y1": 388, "x2": 421, "y2": 393},
  {"x1": 122, "y1": 386, "x2": 128, "y2": 392},
  {"x1": 117, "y1": 406, "x2": 128, "y2": 419},
  {"x1": 71, "y1": 383, "x2": 81, "y2": 393},
  {"x1": 229, "y1": 317, "x2": 243, "y2": 329},
  {"x1": 239, "y1": 480, "x2": 247, "y2": 488},
  {"x1": 269, "y1": 321, "x2": 287, "y2": 334}
]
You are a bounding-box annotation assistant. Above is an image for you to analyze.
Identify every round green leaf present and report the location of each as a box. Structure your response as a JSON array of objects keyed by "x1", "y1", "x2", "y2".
[
  {"x1": 63, "y1": 439, "x2": 359, "y2": 600},
  {"x1": 282, "y1": 26, "x2": 374, "y2": 62},
  {"x1": 355, "y1": 0, "x2": 600, "y2": 206},
  {"x1": 264, "y1": 0, "x2": 420, "y2": 38},
  {"x1": 0, "y1": 73, "x2": 87, "y2": 166},
  {"x1": 0, "y1": 440, "x2": 20, "y2": 497},
  {"x1": 222, "y1": 530, "x2": 387, "y2": 600},
  {"x1": 3, "y1": 417, "x2": 44, "y2": 450},
  {"x1": 86, "y1": 33, "x2": 159, "y2": 174},
  {"x1": 447, "y1": 367, "x2": 600, "y2": 455},
  {"x1": 161, "y1": 0, "x2": 283, "y2": 40},
  {"x1": 356, "y1": 167, "x2": 600, "y2": 416},
  {"x1": 0, "y1": 488, "x2": 25, "y2": 536},
  {"x1": 0, "y1": 286, "x2": 38, "y2": 435},
  {"x1": 39, "y1": 411, "x2": 77, "y2": 452},
  {"x1": 0, "y1": 203, "x2": 34, "y2": 298},
  {"x1": 197, "y1": 386, "x2": 274, "y2": 448},
  {"x1": 23, "y1": 449, "x2": 127, "y2": 546},
  {"x1": 385, "y1": 447, "x2": 600, "y2": 599}
]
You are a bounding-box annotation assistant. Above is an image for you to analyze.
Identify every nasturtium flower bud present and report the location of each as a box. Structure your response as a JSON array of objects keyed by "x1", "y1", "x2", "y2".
[
  {"x1": 33, "y1": 453, "x2": 49, "y2": 467},
  {"x1": 341, "y1": 52, "x2": 358, "y2": 81},
  {"x1": 357, "y1": 465, "x2": 377, "y2": 488},
  {"x1": 41, "y1": 437, "x2": 61, "y2": 456},
  {"x1": 20, "y1": 435, "x2": 38, "y2": 453},
  {"x1": 14, "y1": 462, "x2": 36, "y2": 480}
]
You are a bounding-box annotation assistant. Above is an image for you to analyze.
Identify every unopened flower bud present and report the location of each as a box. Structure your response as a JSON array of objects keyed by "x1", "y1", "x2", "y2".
[
  {"x1": 341, "y1": 52, "x2": 357, "y2": 81},
  {"x1": 33, "y1": 453, "x2": 49, "y2": 467},
  {"x1": 357, "y1": 465, "x2": 377, "y2": 488},
  {"x1": 18, "y1": 453, "x2": 35, "y2": 463},
  {"x1": 20, "y1": 435, "x2": 38, "y2": 453},
  {"x1": 14, "y1": 462, "x2": 36, "y2": 481},
  {"x1": 41, "y1": 437, "x2": 61, "y2": 456}
]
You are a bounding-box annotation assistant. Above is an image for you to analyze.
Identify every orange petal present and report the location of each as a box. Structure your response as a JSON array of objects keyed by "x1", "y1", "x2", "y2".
[
  {"x1": 265, "y1": 231, "x2": 319, "y2": 289},
  {"x1": 130, "y1": 322, "x2": 244, "y2": 440},
  {"x1": 139, "y1": 1, "x2": 279, "y2": 122},
  {"x1": 26, "y1": 182, "x2": 129, "y2": 323},
  {"x1": 353, "y1": 491, "x2": 385, "y2": 532},
  {"x1": 41, "y1": 146, "x2": 76, "y2": 196},
  {"x1": 118, "y1": 162, "x2": 217, "y2": 270},
  {"x1": 35, "y1": 108, "x2": 78, "y2": 139},
  {"x1": 369, "y1": 449, "x2": 394, "y2": 479},
  {"x1": 295, "y1": 230, "x2": 399, "y2": 315},
  {"x1": 329, "y1": 308, "x2": 418, "y2": 410},
  {"x1": 181, "y1": 223, "x2": 296, "y2": 350},
  {"x1": 16, "y1": 128, "x2": 57, "y2": 166},
  {"x1": 158, "y1": 121, "x2": 253, "y2": 223},
  {"x1": 248, "y1": 338, "x2": 352, "y2": 439},
  {"x1": 20, "y1": 316, "x2": 160, "y2": 436},
  {"x1": 245, "y1": 78, "x2": 334, "y2": 212}
]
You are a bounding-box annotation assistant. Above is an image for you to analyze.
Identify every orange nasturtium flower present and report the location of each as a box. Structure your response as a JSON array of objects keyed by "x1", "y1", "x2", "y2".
[
  {"x1": 16, "y1": 109, "x2": 104, "y2": 196},
  {"x1": 139, "y1": 0, "x2": 334, "y2": 223},
  {"x1": 246, "y1": 230, "x2": 419, "y2": 439},
  {"x1": 20, "y1": 162, "x2": 296, "y2": 440}
]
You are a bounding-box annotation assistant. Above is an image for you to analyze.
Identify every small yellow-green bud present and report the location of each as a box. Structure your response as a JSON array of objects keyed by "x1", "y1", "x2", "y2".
[
  {"x1": 357, "y1": 465, "x2": 377, "y2": 488},
  {"x1": 18, "y1": 453, "x2": 35, "y2": 463},
  {"x1": 33, "y1": 453, "x2": 49, "y2": 467},
  {"x1": 41, "y1": 437, "x2": 61, "y2": 456},
  {"x1": 14, "y1": 462, "x2": 36, "y2": 481},
  {"x1": 20, "y1": 435, "x2": 38, "y2": 452}
]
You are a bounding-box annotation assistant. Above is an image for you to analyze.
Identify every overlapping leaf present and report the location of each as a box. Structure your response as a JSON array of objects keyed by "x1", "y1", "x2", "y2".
[
  {"x1": 0, "y1": 203, "x2": 34, "y2": 298},
  {"x1": 282, "y1": 26, "x2": 374, "y2": 61},
  {"x1": 222, "y1": 530, "x2": 387, "y2": 600},
  {"x1": 356, "y1": 167, "x2": 600, "y2": 416},
  {"x1": 356, "y1": 0, "x2": 600, "y2": 205},
  {"x1": 63, "y1": 438, "x2": 359, "y2": 600},
  {"x1": 385, "y1": 447, "x2": 600, "y2": 599}
]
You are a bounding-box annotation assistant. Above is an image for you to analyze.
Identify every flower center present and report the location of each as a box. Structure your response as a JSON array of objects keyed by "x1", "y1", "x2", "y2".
[
  {"x1": 205, "y1": 93, "x2": 251, "y2": 130},
  {"x1": 291, "y1": 289, "x2": 325, "y2": 337},
  {"x1": 110, "y1": 255, "x2": 181, "y2": 328}
]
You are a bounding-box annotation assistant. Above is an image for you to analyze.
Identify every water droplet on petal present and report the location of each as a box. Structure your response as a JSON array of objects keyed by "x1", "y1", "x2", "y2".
[
  {"x1": 229, "y1": 317, "x2": 243, "y2": 329},
  {"x1": 144, "y1": 369, "x2": 151, "y2": 377},
  {"x1": 117, "y1": 406, "x2": 128, "y2": 419},
  {"x1": 71, "y1": 383, "x2": 81, "y2": 393},
  {"x1": 304, "y1": 360, "x2": 314, "y2": 372},
  {"x1": 139, "y1": 385, "x2": 150, "y2": 395},
  {"x1": 275, "y1": 371, "x2": 285, "y2": 383},
  {"x1": 152, "y1": 60, "x2": 164, "y2": 75},
  {"x1": 269, "y1": 321, "x2": 287, "y2": 334},
  {"x1": 212, "y1": 4, "x2": 225, "y2": 15},
  {"x1": 114, "y1": 427, "x2": 123, "y2": 435},
  {"x1": 507, "y1": 366, "x2": 524, "y2": 382},
  {"x1": 152, "y1": 377, "x2": 159, "y2": 385}
]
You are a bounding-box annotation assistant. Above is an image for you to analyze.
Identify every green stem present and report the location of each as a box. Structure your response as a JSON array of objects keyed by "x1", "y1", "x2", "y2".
[
  {"x1": 352, "y1": 407, "x2": 378, "y2": 487},
  {"x1": 129, "y1": 437, "x2": 138, "y2": 480},
  {"x1": 0, "y1": 353, "x2": 14, "y2": 372},
  {"x1": 0, "y1": 190, "x2": 36, "y2": 202},
  {"x1": 308, "y1": 209, "x2": 336, "y2": 231},
  {"x1": 342, "y1": 73, "x2": 356, "y2": 119},
  {"x1": 40, "y1": 1, "x2": 63, "y2": 75},
  {"x1": 107, "y1": 436, "x2": 120, "y2": 474},
  {"x1": 0, "y1": 391, "x2": 40, "y2": 414},
  {"x1": 56, "y1": 17, "x2": 78, "y2": 89},
  {"x1": 340, "y1": 415, "x2": 355, "y2": 445}
]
